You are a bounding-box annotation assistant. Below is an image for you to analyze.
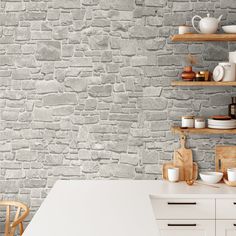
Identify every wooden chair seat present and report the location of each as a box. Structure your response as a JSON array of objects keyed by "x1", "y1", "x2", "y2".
[{"x1": 0, "y1": 201, "x2": 29, "y2": 236}]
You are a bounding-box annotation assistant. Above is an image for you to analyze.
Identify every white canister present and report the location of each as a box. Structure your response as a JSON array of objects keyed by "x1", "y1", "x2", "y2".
[
  {"x1": 179, "y1": 25, "x2": 192, "y2": 34},
  {"x1": 229, "y1": 51, "x2": 236, "y2": 80},
  {"x1": 227, "y1": 168, "x2": 236, "y2": 182},
  {"x1": 220, "y1": 62, "x2": 235, "y2": 82},
  {"x1": 168, "y1": 168, "x2": 179, "y2": 182},
  {"x1": 182, "y1": 116, "x2": 194, "y2": 128},
  {"x1": 195, "y1": 117, "x2": 205, "y2": 129},
  {"x1": 229, "y1": 51, "x2": 236, "y2": 63}
]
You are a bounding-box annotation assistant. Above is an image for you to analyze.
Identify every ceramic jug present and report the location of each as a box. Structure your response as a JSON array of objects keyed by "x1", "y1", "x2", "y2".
[{"x1": 192, "y1": 13, "x2": 223, "y2": 34}]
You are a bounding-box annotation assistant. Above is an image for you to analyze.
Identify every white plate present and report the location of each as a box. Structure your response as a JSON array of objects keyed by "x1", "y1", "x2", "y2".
[
  {"x1": 213, "y1": 65, "x2": 224, "y2": 82},
  {"x1": 208, "y1": 125, "x2": 236, "y2": 129},
  {"x1": 223, "y1": 25, "x2": 236, "y2": 33},
  {"x1": 208, "y1": 119, "x2": 236, "y2": 126}
]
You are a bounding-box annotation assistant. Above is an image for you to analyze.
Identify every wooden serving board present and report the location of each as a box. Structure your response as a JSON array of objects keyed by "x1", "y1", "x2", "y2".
[
  {"x1": 162, "y1": 161, "x2": 198, "y2": 181},
  {"x1": 216, "y1": 146, "x2": 236, "y2": 179},
  {"x1": 173, "y1": 135, "x2": 193, "y2": 180}
]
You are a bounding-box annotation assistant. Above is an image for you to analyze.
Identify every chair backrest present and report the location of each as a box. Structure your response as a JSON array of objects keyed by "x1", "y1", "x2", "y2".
[{"x1": 0, "y1": 201, "x2": 29, "y2": 236}]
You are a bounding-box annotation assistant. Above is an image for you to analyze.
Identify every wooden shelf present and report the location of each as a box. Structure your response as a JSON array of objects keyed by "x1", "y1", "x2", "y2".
[
  {"x1": 171, "y1": 81, "x2": 236, "y2": 87},
  {"x1": 172, "y1": 126, "x2": 236, "y2": 135},
  {"x1": 171, "y1": 34, "x2": 236, "y2": 42}
]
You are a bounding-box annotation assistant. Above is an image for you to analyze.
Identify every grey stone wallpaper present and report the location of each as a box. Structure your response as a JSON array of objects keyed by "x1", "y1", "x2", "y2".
[{"x1": 0, "y1": 0, "x2": 236, "y2": 221}]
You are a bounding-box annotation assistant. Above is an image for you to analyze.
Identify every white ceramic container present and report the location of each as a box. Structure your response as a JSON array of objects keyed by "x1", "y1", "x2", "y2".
[
  {"x1": 168, "y1": 168, "x2": 179, "y2": 182},
  {"x1": 223, "y1": 25, "x2": 236, "y2": 33},
  {"x1": 182, "y1": 116, "x2": 194, "y2": 128},
  {"x1": 227, "y1": 168, "x2": 236, "y2": 182},
  {"x1": 195, "y1": 117, "x2": 205, "y2": 129},
  {"x1": 179, "y1": 25, "x2": 192, "y2": 34},
  {"x1": 213, "y1": 62, "x2": 236, "y2": 82},
  {"x1": 192, "y1": 13, "x2": 223, "y2": 34},
  {"x1": 200, "y1": 172, "x2": 223, "y2": 184}
]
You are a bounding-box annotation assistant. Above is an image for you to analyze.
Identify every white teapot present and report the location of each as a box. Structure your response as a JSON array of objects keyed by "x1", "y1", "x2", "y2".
[{"x1": 192, "y1": 13, "x2": 223, "y2": 34}]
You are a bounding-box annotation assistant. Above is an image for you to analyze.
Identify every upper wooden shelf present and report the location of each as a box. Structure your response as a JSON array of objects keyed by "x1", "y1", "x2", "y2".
[
  {"x1": 171, "y1": 34, "x2": 236, "y2": 42},
  {"x1": 172, "y1": 126, "x2": 236, "y2": 135},
  {"x1": 171, "y1": 81, "x2": 236, "y2": 87}
]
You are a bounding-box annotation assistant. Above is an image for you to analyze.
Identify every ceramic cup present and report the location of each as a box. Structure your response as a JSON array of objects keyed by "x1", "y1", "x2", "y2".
[
  {"x1": 179, "y1": 25, "x2": 192, "y2": 34},
  {"x1": 227, "y1": 168, "x2": 236, "y2": 182},
  {"x1": 168, "y1": 168, "x2": 179, "y2": 182}
]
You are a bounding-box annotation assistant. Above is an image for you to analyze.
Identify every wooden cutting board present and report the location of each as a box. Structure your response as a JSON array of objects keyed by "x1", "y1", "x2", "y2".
[
  {"x1": 162, "y1": 161, "x2": 198, "y2": 181},
  {"x1": 216, "y1": 146, "x2": 236, "y2": 179},
  {"x1": 173, "y1": 135, "x2": 193, "y2": 181}
]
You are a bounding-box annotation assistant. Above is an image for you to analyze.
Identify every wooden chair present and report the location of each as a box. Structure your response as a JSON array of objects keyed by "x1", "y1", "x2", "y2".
[{"x1": 0, "y1": 201, "x2": 29, "y2": 236}]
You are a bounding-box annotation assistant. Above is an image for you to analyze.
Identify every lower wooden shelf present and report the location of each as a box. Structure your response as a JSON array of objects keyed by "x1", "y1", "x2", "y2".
[
  {"x1": 172, "y1": 126, "x2": 236, "y2": 135},
  {"x1": 171, "y1": 81, "x2": 236, "y2": 87}
]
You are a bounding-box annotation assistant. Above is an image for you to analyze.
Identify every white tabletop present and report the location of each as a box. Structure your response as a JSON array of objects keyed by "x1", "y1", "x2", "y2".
[{"x1": 23, "y1": 180, "x2": 236, "y2": 236}]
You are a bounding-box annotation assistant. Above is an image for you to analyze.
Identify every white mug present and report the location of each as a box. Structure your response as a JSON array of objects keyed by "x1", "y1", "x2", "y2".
[
  {"x1": 168, "y1": 168, "x2": 179, "y2": 182},
  {"x1": 227, "y1": 168, "x2": 236, "y2": 182}
]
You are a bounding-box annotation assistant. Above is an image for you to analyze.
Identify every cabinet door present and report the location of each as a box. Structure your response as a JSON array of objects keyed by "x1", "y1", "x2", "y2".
[
  {"x1": 216, "y1": 220, "x2": 236, "y2": 236},
  {"x1": 156, "y1": 220, "x2": 215, "y2": 236}
]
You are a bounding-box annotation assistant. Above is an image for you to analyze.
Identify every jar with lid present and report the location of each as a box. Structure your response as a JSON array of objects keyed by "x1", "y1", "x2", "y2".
[
  {"x1": 195, "y1": 117, "x2": 206, "y2": 129},
  {"x1": 229, "y1": 97, "x2": 236, "y2": 119},
  {"x1": 195, "y1": 72, "x2": 205, "y2": 81},
  {"x1": 182, "y1": 116, "x2": 194, "y2": 128}
]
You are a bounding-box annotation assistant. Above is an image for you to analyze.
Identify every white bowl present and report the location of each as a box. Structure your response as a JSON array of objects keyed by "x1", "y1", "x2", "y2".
[
  {"x1": 222, "y1": 25, "x2": 236, "y2": 33},
  {"x1": 200, "y1": 172, "x2": 223, "y2": 184}
]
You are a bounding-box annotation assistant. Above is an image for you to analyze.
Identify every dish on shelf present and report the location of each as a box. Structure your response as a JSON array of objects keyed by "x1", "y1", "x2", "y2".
[
  {"x1": 208, "y1": 125, "x2": 236, "y2": 129},
  {"x1": 210, "y1": 115, "x2": 232, "y2": 120},
  {"x1": 223, "y1": 177, "x2": 236, "y2": 187},
  {"x1": 200, "y1": 171, "x2": 223, "y2": 184},
  {"x1": 208, "y1": 118, "x2": 236, "y2": 129},
  {"x1": 222, "y1": 25, "x2": 236, "y2": 34}
]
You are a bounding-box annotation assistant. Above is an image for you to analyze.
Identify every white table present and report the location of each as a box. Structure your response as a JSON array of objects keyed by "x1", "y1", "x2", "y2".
[{"x1": 23, "y1": 180, "x2": 236, "y2": 236}]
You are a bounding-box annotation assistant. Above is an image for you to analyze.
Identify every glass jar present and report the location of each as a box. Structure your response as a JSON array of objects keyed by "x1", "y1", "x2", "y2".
[{"x1": 229, "y1": 97, "x2": 236, "y2": 119}]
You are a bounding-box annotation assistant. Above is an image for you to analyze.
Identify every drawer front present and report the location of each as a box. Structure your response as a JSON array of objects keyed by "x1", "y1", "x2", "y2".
[
  {"x1": 151, "y1": 198, "x2": 215, "y2": 219},
  {"x1": 216, "y1": 199, "x2": 236, "y2": 219},
  {"x1": 216, "y1": 220, "x2": 236, "y2": 236},
  {"x1": 156, "y1": 220, "x2": 215, "y2": 236}
]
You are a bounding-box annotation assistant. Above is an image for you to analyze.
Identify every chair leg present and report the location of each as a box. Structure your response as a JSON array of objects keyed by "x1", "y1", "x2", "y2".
[{"x1": 19, "y1": 223, "x2": 24, "y2": 236}]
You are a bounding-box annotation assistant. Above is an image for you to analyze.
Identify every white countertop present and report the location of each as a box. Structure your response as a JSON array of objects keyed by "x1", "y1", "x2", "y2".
[{"x1": 23, "y1": 180, "x2": 236, "y2": 236}]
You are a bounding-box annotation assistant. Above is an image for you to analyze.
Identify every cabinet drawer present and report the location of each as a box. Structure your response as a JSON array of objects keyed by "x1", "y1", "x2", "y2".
[
  {"x1": 151, "y1": 198, "x2": 215, "y2": 219},
  {"x1": 216, "y1": 199, "x2": 236, "y2": 219},
  {"x1": 216, "y1": 220, "x2": 236, "y2": 236},
  {"x1": 156, "y1": 220, "x2": 215, "y2": 236}
]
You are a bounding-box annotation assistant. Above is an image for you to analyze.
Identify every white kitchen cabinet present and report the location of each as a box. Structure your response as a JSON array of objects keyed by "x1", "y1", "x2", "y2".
[
  {"x1": 216, "y1": 220, "x2": 236, "y2": 236},
  {"x1": 216, "y1": 199, "x2": 236, "y2": 219},
  {"x1": 156, "y1": 220, "x2": 215, "y2": 236},
  {"x1": 152, "y1": 198, "x2": 215, "y2": 219}
]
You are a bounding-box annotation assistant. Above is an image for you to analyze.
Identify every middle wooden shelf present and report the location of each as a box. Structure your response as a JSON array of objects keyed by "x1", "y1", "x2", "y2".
[
  {"x1": 171, "y1": 81, "x2": 236, "y2": 87},
  {"x1": 172, "y1": 126, "x2": 236, "y2": 135}
]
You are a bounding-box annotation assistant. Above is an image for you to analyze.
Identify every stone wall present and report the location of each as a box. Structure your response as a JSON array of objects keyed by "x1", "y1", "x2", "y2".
[{"x1": 0, "y1": 0, "x2": 236, "y2": 221}]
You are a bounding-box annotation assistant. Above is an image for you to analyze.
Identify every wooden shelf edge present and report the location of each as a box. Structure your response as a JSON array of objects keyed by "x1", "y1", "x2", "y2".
[
  {"x1": 171, "y1": 34, "x2": 236, "y2": 42},
  {"x1": 171, "y1": 81, "x2": 236, "y2": 87},
  {"x1": 171, "y1": 126, "x2": 236, "y2": 135}
]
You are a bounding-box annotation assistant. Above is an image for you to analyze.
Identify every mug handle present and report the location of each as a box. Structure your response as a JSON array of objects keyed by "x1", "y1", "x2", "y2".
[{"x1": 192, "y1": 15, "x2": 202, "y2": 33}]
